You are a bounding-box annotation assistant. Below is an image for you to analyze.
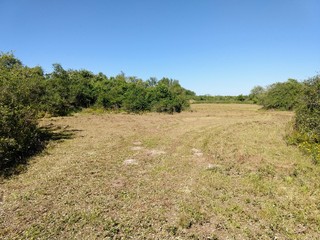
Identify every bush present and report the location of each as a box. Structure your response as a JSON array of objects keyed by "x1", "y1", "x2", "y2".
[
  {"x1": 261, "y1": 79, "x2": 303, "y2": 110},
  {"x1": 44, "y1": 64, "x2": 76, "y2": 116},
  {"x1": 249, "y1": 86, "x2": 265, "y2": 104},
  {"x1": 289, "y1": 75, "x2": 320, "y2": 163},
  {"x1": 0, "y1": 104, "x2": 43, "y2": 170},
  {"x1": 149, "y1": 80, "x2": 189, "y2": 113},
  {"x1": 0, "y1": 53, "x2": 45, "y2": 172},
  {"x1": 295, "y1": 75, "x2": 320, "y2": 138},
  {"x1": 0, "y1": 53, "x2": 47, "y2": 112},
  {"x1": 123, "y1": 82, "x2": 149, "y2": 112}
]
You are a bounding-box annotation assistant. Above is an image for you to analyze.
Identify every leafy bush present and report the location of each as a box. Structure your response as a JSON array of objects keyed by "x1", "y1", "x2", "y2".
[
  {"x1": 68, "y1": 69, "x2": 97, "y2": 108},
  {"x1": 288, "y1": 75, "x2": 320, "y2": 163},
  {"x1": 0, "y1": 53, "x2": 45, "y2": 172},
  {"x1": 0, "y1": 53, "x2": 47, "y2": 112},
  {"x1": 295, "y1": 76, "x2": 320, "y2": 138},
  {"x1": 149, "y1": 79, "x2": 189, "y2": 113},
  {"x1": 0, "y1": 104, "x2": 43, "y2": 170},
  {"x1": 94, "y1": 76, "x2": 190, "y2": 113},
  {"x1": 249, "y1": 86, "x2": 265, "y2": 104},
  {"x1": 259, "y1": 79, "x2": 303, "y2": 110},
  {"x1": 123, "y1": 82, "x2": 149, "y2": 112},
  {"x1": 94, "y1": 74, "x2": 128, "y2": 110},
  {"x1": 44, "y1": 64, "x2": 77, "y2": 116}
]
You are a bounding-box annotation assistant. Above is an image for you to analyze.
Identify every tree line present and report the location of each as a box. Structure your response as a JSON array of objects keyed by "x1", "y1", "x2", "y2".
[
  {"x1": 1, "y1": 51, "x2": 318, "y2": 173},
  {"x1": 0, "y1": 52, "x2": 195, "y2": 172},
  {"x1": 193, "y1": 94, "x2": 251, "y2": 104}
]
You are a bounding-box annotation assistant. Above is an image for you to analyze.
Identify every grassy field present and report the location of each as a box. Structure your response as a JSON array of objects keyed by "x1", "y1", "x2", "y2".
[{"x1": 1, "y1": 104, "x2": 320, "y2": 239}]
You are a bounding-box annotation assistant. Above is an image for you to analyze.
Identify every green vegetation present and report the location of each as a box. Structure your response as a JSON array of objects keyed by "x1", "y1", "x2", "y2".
[
  {"x1": 288, "y1": 75, "x2": 320, "y2": 163},
  {"x1": 0, "y1": 52, "x2": 193, "y2": 173},
  {"x1": 250, "y1": 79, "x2": 303, "y2": 110},
  {"x1": 248, "y1": 85, "x2": 265, "y2": 104},
  {"x1": 0, "y1": 53, "x2": 45, "y2": 172},
  {"x1": 45, "y1": 67, "x2": 193, "y2": 115},
  {"x1": 1, "y1": 51, "x2": 320, "y2": 238},
  {"x1": 193, "y1": 94, "x2": 252, "y2": 104},
  {"x1": 1, "y1": 51, "x2": 318, "y2": 175},
  {"x1": 249, "y1": 77, "x2": 319, "y2": 163}
]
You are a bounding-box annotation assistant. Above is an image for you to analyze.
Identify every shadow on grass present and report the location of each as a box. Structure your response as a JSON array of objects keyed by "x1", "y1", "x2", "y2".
[
  {"x1": 0, "y1": 124, "x2": 81, "y2": 179},
  {"x1": 40, "y1": 124, "x2": 81, "y2": 141}
]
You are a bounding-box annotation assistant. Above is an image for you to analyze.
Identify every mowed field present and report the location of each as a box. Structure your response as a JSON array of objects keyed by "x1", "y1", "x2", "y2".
[{"x1": 1, "y1": 104, "x2": 320, "y2": 239}]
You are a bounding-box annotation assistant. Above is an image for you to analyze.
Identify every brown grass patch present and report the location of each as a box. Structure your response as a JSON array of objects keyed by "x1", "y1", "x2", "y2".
[{"x1": 1, "y1": 104, "x2": 320, "y2": 239}]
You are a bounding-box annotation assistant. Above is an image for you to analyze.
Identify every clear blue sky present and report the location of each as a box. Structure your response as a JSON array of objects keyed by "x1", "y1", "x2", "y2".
[{"x1": 1, "y1": 0, "x2": 319, "y2": 95}]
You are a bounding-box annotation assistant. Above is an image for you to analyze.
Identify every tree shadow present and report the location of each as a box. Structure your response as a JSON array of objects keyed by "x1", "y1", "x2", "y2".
[
  {"x1": 39, "y1": 124, "x2": 80, "y2": 141},
  {"x1": 0, "y1": 124, "x2": 81, "y2": 179}
]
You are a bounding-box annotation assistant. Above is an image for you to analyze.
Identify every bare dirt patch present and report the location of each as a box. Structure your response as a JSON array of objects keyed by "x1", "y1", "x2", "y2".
[
  {"x1": 146, "y1": 149, "x2": 166, "y2": 157},
  {"x1": 123, "y1": 159, "x2": 138, "y2": 165},
  {"x1": 130, "y1": 146, "x2": 144, "y2": 151},
  {"x1": 191, "y1": 148, "x2": 204, "y2": 157}
]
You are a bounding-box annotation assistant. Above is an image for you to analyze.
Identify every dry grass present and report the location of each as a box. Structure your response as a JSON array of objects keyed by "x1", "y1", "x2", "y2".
[{"x1": 1, "y1": 104, "x2": 320, "y2": 239}]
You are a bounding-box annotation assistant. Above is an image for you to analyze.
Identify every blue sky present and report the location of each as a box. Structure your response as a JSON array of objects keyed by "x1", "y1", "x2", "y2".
[{"x1": 1, "y1": 0, "x2": 319, "y2": 95}]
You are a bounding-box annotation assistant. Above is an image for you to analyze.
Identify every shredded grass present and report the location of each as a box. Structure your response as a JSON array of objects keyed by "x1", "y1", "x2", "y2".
[{"x1": 1, "y1": 104, "x2": 320, "y2": 239}]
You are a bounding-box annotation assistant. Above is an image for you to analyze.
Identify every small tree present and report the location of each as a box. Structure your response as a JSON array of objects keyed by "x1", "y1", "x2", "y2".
[
  {"x1": 295, "y1": 75, "x2": 320, "y2": 139},
  {"x1": 249, "y1": 85, "x2": 265, "y2": 104},
  {"x1": 123, "y1": 82, "x2": 149, "y2": 112},
  {"x1": 0, "y1": 53, "x2": 44, "y2": 171},
  {"x1": 261, "y1": 79, "x2": 303, "y2": 110},
  {"x1": 287, "y1": 75, "x2": 320, "y2": 163}
]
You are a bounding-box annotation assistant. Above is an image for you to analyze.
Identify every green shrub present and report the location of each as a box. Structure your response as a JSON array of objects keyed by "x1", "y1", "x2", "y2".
[
  {"x1": 261, "y1": 79, "x2": 303, "y2": 110},
  {"x1": 94, "y1": 75, "x2": 128, "y2": 109},
  {"x1": 0, "y1": 53, "x2": 45, "y2": 172},
  {"x1": 249, "y1": 86, "x2": 265, "y2": 104},
  {"x1": 149, "y1": 80, "x2": 189, "y2": 113},
  {"x1": 0, "y1": 104, "x2": 42, "y2": 170},
  {"x1": 295, "y1": 76, "x2": 320, "y2": 139},
  {"x1": 123, "y1": 82, "x2": 149, "y2": 112},
  {"x1": 44, "y1": 64, "x2": 76, "y2": 116},
  {"x1": 289, "y1": 75, "x2": 320, "y2": 163}
]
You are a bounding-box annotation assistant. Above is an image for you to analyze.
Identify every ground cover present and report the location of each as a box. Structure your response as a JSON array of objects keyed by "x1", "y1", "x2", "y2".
[{"x1": 1, "y1": 104, "x2": 319, "y2": 239}]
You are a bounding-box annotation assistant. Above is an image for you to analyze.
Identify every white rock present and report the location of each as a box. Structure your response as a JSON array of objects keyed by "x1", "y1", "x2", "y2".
[
  {"x1": 191, "y1": 148, "x2": 202, "y2": 153},
  {"x1": 123, "y1": 159, "x2": 138, "y2": 165},
  {"x1": 192, "y1": 148, "x2": 203, "y2": 157},
  {"x1": 194, "y1": 152, "x2": 204, "y2": 157},
  {"x1": 206, "y1": 164, "x2": 221, "y2": 171},
  {"x1": 131, "y1": 146, "x2": 144, "y2": 151},
  {"x1": 146, "y1": 149, "x2": 166, "y2": 156}
]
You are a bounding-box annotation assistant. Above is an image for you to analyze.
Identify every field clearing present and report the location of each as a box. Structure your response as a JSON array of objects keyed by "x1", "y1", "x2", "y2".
[{"x1": 1, "y1": 104, "x2": 320, "y2": 239}]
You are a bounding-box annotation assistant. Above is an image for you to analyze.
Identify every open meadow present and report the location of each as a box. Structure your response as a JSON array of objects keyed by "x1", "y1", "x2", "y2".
[{"x1": 1, "y1": 104, "x2": 319, "y2": 239}]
